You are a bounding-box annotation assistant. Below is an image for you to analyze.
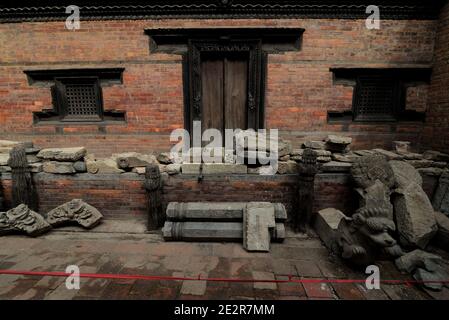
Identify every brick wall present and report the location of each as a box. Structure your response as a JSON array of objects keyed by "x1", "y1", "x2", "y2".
[
  {"x1": 0, "y1": 18, "x2": 437, "y2": 155},
  {"x1": 423, "y1": 3, "x2": 449, "y2": 153},
  {"x1": 0, "y1": 172, "x2": 438, "y2": 224},
  {"x1": 0, "y1": 172, "x2": 356, "y2": 222}
]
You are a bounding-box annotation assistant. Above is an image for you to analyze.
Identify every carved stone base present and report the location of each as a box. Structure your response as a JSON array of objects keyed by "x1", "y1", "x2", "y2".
[
  {"x1": 45, "y1": 199, "x2": 103, "y2": 229},
  {"x1": 0, "y1": 204, "x2": 51, "y2": 237}
]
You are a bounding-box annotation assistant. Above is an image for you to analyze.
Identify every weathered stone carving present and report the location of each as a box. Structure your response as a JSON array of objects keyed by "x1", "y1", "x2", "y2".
[
  {"x1": 336, "y1": 206, "x2": 403, "y2": 267},
  {"x1": 390, "y1": 160, "x2": 437, "y2": 249},
  {"x1": 144, "y1": 164, "x2": 164, "y2": 230},
  {"x1": 7, "y1": 145, "x2": 38, "y2": 211},
  {"x1": 393, "y1": 182, "x2": 437, "y2": 249},
  {"x1": 395, "y1": 250, "x2": 449, "y2": 291},
  {"x1": 0, "y1": 204, "x2": 51, "y2": 236},
  {"x1": 296, "y1": 148, "x2": 319, "y2": 232},
  {"x1": 45, "y1": 199, "x2": 103, "y2": 229},
  {"x1": 433, "y1": 170, "x2": 449, "y2": 216},
  {"x1": 355, "y1": 180, "x2": 393, "y2": 219},
  {"x1": 351, "y1": 155, "x2": 395, "y2": 189}
]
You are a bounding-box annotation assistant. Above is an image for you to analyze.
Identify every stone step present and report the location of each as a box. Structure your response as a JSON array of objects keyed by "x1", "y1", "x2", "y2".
[
  {"x1": 166, "y1": 202, "x2": 287, "y2": 222},
  {"x1": 162, "y1": 221, "x2": 285, "y2": 242}
]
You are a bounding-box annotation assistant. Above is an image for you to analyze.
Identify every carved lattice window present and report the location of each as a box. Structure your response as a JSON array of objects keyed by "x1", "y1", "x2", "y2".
[
  {"x1": 353, "y1": 75, "x2": 401, "y2": 121},
  {"x1": 53, "y1": 77, "x2": 103, "y2": 121}
]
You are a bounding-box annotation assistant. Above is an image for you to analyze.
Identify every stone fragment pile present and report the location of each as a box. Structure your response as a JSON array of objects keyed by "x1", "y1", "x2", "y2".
[
  {"x1": 314, "y1": 154, "x2": 449, "y2": 291},
  {"x1": 162, "y1": 202, "x2": 286, "y2": 251}
]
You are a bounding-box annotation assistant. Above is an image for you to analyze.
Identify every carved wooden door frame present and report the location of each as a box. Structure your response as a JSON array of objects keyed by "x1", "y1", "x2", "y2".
[{"x1": 184, "y1": 38, "x2": 265, "y2": 133}]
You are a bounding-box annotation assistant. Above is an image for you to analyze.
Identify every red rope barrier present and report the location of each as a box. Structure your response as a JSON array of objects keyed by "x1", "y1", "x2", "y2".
[{"x1": 1, "y1": 269, "x2": 449, "y2": 285}]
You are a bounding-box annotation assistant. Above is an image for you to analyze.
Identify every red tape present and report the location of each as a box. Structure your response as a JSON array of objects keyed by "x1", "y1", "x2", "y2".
[{"x1": 1, "y1": 269, "x2": 449, "y2": 285}]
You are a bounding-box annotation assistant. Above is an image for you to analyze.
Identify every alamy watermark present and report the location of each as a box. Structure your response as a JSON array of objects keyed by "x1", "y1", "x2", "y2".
[{"x1": 65, "y1": 5, "x2": 80, "y2": 31}]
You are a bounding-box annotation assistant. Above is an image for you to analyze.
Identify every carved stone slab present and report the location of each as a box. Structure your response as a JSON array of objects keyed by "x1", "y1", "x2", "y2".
[
  {"x1": 351, "y1": 155, "x2": 395, "y2": 189},
  {"x1": 162, "y1": 221, "x2": 285, "y2": 242},
  {"x1": 0, "y1": 204, "x2": 51, "y2": 237},
  {"x1": 46, "y1": 199, "x2": 103, "y2": 229},
  {"x1": 243, "y1": 202, "x2": 276, "y2": 252}
]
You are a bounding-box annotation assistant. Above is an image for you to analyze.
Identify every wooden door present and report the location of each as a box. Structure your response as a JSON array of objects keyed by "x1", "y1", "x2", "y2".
[{"x1": 200, "y1": 53, "x2": 248, "y2": 139}]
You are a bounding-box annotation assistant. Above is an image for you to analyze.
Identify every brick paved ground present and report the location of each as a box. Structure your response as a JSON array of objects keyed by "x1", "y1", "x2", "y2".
[{"x1": 0, "y1": 226, "x2": 448, "y2": 300}]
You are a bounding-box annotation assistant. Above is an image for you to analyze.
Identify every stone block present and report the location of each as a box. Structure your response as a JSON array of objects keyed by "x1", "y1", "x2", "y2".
[
  {"x1": 423, "y1": 150, "x2": 449, "y2": 162},
  {"x1": 157, "y1": 152, "x2": 173, "y2": 164},
  {"x1": 303, "y1": 140, "x2": 326, "y2": 150},
  {"x1": 43, "y1": 161, "x2": 76, "y2": 174},
  {"x1": 37, "y1": 147, "x2": 86, "y2": 162},
  {"x1": 321, "y1": 161, "x2": 352, "y2": 172},
  {"x1": 73, "y1": 161, "x2": 87, "y2": 173},
  {"x1": 314, "y1": 208, "x2": 346, "y2": 252},
  {"x1": 243, "y1": 202, "x2": 276, "y2": 252},
  {"x1": 277, "y1": 161, "x2": 299, "y2": 174},
  {"x1": 181, "y1": 163, "x2": 247, "y2": 175},
  {"x1": 0, "y1": 154, "x2": 8, "y2": 166},
  {"x1": 325, "y1": 135, "x2": 352, "y2": 145},
  {"x1": 331, "y1": 153, "x2": 360, "y2": 163},
  {"x1": 166, "y1": 163, "x2": 181, "y2": 175},
  {"x1": 85, "y1": 156, "x2": 124, "y2": 174},
  {"x1": 115, "y1": 152, "x2": 157, "y2": 169},
  {"x1": 394, "y1": 182, "x2": 438, "y2": 249},
  {"x1": 29, "y1": 163, "x2": 43, "y2": 173},
  {"x1": 372, "y1": 148, "x2": 403, "y2": 160},
  {"x1": 389, "y1": 160, "x2": 423, "y2": 188},
  {"x1": 393, "y1": 141, "x2": 411, "y2": 154}
]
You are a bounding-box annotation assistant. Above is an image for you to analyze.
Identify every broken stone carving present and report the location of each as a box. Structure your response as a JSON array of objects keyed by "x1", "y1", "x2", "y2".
[
  {"x1": 351, "y1": 155, "x2": 395, "y2": 189},
  {"x1": 7, "y1": 145, "x2": 38, "y2": 211},
  {"x1": 390, "y1": 160, "x2": 437, "y2": 249},
  {"x1": 144, "y1": 164, "x2": 164, "y2": 230},
  {"x1": 45, "y1": 199, "x2": 103, "y2": 229},
  {"x1": 243, "y1": 202, "x2": 276, "y2": 252},
  {"x1": 0, "y1": 204, "x2": 51, "y2": 237},
  {"x1": 433, "y1": 170, "x2": 449, "y2": 215},
  {"x1": 395, "y1": 250, "x2": 449, "y2": 291},
  {"x1": 296, "y1": 148, "x2": 319, "y2": 232},
  {"x1": 336, "y1": 206, "x2": 403, "y2": 267}
]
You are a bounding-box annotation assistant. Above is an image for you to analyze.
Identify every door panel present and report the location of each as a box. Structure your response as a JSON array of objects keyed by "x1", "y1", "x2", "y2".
[
  {"x1": 201, "y1": 58, "x2": 224, "y2": 134},
  {"x1": 224, "y1": 57, "x2": 248, "y2": 130}
]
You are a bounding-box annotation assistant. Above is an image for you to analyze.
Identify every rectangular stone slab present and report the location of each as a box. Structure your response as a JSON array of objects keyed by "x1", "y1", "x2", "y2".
[
  {"x1": 243, "y1": 202, "x2": 276, "y2": 252},
  {"x1": 314, "y1": 208, "x2": 346, "y2": 252},
  {"x1": 166, "y1": 202, "x2": 287, "y2": 222},
  {"x1": 162, "y1": 221, "x2": 285, "y2": 242}
]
